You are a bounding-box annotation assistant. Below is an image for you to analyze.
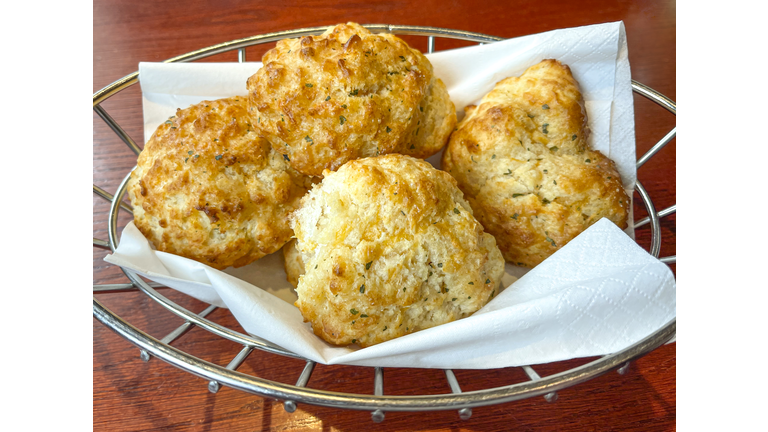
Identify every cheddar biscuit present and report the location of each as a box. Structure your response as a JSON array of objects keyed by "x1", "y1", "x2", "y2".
[
  {"x1": 247, "y1": 22, "x2": 456, "y2": 177},
  {"x1": 442, "y1": 60, "x2": 629, "y2": 267},
  {"x1": 291, "y1": 154, "x2": 504, "y2": 347},
  {"x1": 128, "y1": 96, "x2": 313, "y2": 270}
]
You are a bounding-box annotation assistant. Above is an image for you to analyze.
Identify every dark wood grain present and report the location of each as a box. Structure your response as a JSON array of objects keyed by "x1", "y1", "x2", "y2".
[{"x1": 93, "y1": 1, "x2": 676, "y2": 430}]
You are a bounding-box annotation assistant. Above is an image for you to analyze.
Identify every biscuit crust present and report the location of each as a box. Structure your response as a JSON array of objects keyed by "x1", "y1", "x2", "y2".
[
  {"x1": 442, "y1": 60, "x2": 629, "y2": 267},
  {"x1": 247, "y1": 22, "x2": 456, "y2": 177},
  {"x1": 128, "y1": 96, "x2": 313, "y2": 270},
  {"x1": 291, "y1": 154, "x2": 504, "y2": 347}
]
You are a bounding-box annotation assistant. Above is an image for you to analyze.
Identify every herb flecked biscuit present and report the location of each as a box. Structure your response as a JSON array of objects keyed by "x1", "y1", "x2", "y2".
[
  {"x1": 290, "y1": 154, "x2": 504, "y2": 347},
  {"x1": 246, "y1": 22, "x2": 456, "y2": 177},
  {"x1": 127, "y1": 96, "x2": 314, "y2": 270},
  {"x1": 442, "y1": 59, "x2": 629, "y2": 268}
]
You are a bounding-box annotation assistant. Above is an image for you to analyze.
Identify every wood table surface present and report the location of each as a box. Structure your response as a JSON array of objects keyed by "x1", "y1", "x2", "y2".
[{"x1": 93, "y1": 1, "x2": 676, "y2": 430}]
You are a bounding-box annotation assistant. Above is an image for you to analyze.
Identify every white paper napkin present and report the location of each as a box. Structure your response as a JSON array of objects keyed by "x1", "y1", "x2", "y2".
[
  {"x1": 105, "y1": 22, "x2": 675, "y2": 369},
  {"x1": 106, "y1": 219, "x2": 674, "y2": 368}
]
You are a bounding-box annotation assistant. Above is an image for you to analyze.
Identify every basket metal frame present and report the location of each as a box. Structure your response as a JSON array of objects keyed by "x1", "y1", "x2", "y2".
[{"x1": 93, "y1": 24, "x2": 676, "y2": 421}]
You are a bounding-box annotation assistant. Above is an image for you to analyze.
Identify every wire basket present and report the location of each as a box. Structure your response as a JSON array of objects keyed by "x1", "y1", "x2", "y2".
[{"x1": 92, "y1": 24, "x2": 676, "y2": 422}]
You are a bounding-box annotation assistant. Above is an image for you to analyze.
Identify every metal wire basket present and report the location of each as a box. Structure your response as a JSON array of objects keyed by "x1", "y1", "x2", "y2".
[{"x1": 92, "y1": 24, "x2": 676, "y2": 422}]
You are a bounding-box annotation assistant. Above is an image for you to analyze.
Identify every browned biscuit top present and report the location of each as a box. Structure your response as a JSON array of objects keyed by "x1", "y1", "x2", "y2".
[
  {"x1": 128, "y1": 96, "x2": 313, "y2": 270},
  {"x1": 247, "y1": 22, "x2": 455, "y2": 177}
]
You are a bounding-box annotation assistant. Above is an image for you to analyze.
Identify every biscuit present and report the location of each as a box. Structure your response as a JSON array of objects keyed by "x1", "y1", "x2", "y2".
[
  {"x1": 442, "y1": 59, "x2": 629, "y2": 267},
  {"x1": 247, "y1": 22, "x2": 456, "y2": 177},
  {"x1": 291, "y1": 154, "x2": 505, "y2": 347},
  {"x1": 282, "y1": 238, "x2": 304, "y2": 288},
  {"x1": 127, "y1": 96, "x2": 313, "y2": 270}
]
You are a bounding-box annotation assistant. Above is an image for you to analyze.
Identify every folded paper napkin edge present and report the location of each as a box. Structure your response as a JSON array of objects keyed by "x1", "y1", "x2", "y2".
[{"x1": 103, "y1": 218, "x2": 676, "y2": 369}]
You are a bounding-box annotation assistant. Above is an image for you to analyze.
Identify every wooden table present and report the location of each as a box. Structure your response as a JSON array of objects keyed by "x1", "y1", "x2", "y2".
[{"x1": 93, "y1": 1, "x2": 676, "y2": 430}]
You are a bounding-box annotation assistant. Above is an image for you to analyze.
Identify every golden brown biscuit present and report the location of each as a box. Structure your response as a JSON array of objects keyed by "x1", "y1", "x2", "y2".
[
  {"x1": 247, "y1": 22, "x2": 456, "y2": 177},
  {"x1": 291, "y1": 154, "x2": 504, "y2": 347},
  {"x1": 442, "y1": 59, "x2": 629, "y2": 268},
  {"x1": 127, "y1": 96, "x2": 313, "y2": 270},
  {"x1": 282, "y1": 238, "x2": 304, "y2": 288}
]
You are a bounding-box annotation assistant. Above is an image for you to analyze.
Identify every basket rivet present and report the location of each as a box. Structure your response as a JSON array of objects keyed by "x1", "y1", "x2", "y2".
[
  {"x1": 284, "y1": 401, "x2": 297, "y2": 413},
  {"x1": 139, "y1": 350, "x2": 150, "y2": 362},
  {"x1": 617, "y1": 361, "x2": 631, "y2": 375},
  {"x1": 208, "y1": 381, "x2": 220, "y2": 393},
  {"x1": 459, "y1": 408, "x2": 472, "y2": 420},
  {"x1": 544, "y1": 392, "x2": 558, "y2": 403},
  {"x1": 371, "y1": 409, "x2": 385, "y2": 423}
]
